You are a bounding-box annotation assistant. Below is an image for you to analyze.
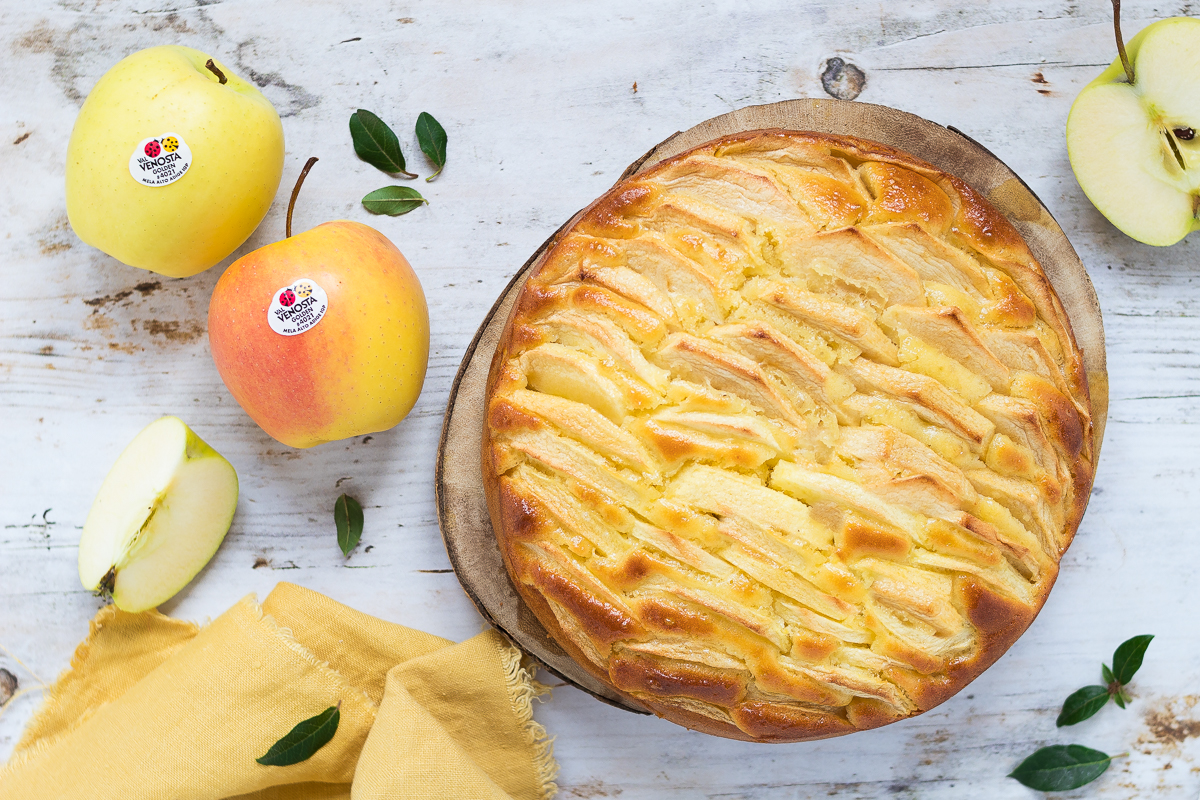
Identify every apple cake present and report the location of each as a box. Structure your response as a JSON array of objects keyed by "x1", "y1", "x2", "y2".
[{"x1": 482, "y1": 130, "x2": 1093, "y2": 742}]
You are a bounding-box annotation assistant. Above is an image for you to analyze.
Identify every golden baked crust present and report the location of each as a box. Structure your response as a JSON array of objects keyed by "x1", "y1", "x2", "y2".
[{"x1": 483, "y1": 130, "x2": 1094, "y2": 742}]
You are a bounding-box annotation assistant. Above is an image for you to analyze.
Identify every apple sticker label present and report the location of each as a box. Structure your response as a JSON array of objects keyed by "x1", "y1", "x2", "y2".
[
  {"x1": 268, "y1": 279, "x2": 329, "y2": 336},
  {"x1": 129, "y1": 132, "x2": 193, "y2": 187}
]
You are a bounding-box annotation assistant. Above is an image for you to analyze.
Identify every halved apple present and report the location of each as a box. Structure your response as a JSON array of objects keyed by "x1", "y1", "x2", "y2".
[
  {"x1": 78, "y1": 416, "x2": 238, "y2": 612},
  {"x1": 1067, "y1": 13, "x2": 1200, "y2": 246}
]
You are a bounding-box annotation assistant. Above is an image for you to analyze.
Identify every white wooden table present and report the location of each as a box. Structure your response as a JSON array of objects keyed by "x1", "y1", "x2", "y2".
[{"x1": 2, "y1": 1, "x2": 1199, "y2": 797}]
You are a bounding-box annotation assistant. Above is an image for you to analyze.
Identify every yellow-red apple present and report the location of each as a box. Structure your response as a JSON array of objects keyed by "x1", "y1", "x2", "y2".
[{"x1": 208, "y1": 209, "x2": 428, "y2": 448}]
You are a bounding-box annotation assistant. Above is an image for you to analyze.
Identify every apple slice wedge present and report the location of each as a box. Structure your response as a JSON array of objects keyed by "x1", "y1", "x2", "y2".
[
  {"x1": 79, "y1": 416, "x2": 238, "y2": 612},
  {"x1": 1066, "y1": 13, "x2": 1200, "y2": 246}
]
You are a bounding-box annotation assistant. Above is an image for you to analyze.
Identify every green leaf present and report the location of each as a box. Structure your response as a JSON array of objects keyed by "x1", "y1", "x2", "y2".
[
  {"x1": 1102, "y1": 663, "x2": 1115, "y2": 686},
  {"x1": 1111, "y1": 635, "x2": 1153, "y2": 685},
  {"x1": 334, "y1": 494, "x2": 364, "y2": 557},
  {"x1": 1057, "y1": 685, "x2": 1110, "y2": 727},
  {"x1": 350, "y1": 109, "x2": 416, "y2": 178},
  {"x1": 257, "y1": 704, "x2": 340, "y2": 766},
  {"x1": 415, "y1": 112, "x2": 447, "y2": 181},
  {"x1": 362, "y1": 186, "x2": 428, "y2": 216},
  {"x1": 1113, "y1": 691, "x2": 1127, "y2": 709},
  {"x1": 1008, "y1": 745, "x2": 1112, "y2": 791}
]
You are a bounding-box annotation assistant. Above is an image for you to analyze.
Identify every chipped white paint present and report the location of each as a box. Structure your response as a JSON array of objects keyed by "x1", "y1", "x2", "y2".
[{"x1": 1, "y1": 1, "x2": 1199, "y2": 797}]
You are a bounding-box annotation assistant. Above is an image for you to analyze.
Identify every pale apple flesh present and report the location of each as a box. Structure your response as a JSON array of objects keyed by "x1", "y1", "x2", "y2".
[
  {"x1": 65, "y1": 45, "x2": 284, "y2": 277},
  {"x1": 1067, "y1": 17, "x2": 1200, "y2": 246},
  {"x1": 79, "y1": 417, "x2": 238, "y2": 612},
  {"x1": 208, "y1": 221, "x2": 430, "y2": 449}
]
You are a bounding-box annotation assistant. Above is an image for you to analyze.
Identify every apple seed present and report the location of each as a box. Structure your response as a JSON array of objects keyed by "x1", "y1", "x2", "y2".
[{"x1": 1174, "y1": 127, "x2": 1196, "y2": 141}]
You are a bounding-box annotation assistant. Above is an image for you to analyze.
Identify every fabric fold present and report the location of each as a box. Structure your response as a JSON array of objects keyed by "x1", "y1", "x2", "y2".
[{"x1": 0, "y1": 583, "x2": 557, "y2": 800}]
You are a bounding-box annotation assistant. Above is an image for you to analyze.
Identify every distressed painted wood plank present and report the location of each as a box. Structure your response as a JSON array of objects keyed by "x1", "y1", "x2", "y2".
[{"x1": 2, "y1": 1, "x2": 1199, "y2": 798}]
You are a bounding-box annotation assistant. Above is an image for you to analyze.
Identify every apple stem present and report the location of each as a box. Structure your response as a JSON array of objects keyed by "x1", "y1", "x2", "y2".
[
  {"x1": 1111, "y1": 0, "x2": 1135, "y2": 84},
  {"x1": 286, "y1": 157, "x2": 320, "y2": 239},
  {"x1": 205, "y1": 58, "x2": 228, "y2": 85}
]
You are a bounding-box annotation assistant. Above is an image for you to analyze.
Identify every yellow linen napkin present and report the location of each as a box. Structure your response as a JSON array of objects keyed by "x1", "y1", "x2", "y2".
[{"x1": 0, "y1": 582, "x2": 557, "y2": 800}]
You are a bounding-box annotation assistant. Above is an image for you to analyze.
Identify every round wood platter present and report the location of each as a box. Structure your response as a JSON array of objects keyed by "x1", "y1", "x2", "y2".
[{"x1": 435, "y1": 98, "x2": 1109, "y2": 714}]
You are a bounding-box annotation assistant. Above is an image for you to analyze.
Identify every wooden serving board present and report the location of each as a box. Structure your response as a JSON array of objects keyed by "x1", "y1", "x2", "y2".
[{"x1": 435, "y1": 97, "x2": 1109, "y2": 714}]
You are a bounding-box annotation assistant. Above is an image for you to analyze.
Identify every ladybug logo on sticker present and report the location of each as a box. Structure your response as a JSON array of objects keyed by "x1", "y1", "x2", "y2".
[
  {"x1": 129, "y1": 132, "x2": 192, "y2": 187},
  {"x1": 267, "y1": 278, "x2": 328, "y2": 336}
]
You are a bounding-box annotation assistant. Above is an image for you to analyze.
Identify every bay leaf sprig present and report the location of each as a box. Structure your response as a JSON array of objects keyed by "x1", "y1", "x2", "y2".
[
  {"x1": 362, "y1": 186, "x2": 428, "y2": 217},
  {"x1": 1008, "y1": 745, "x2": 1119, "y2": 792},
  {"x1": 257, "y1": 702, "x2": 341, "y2": 766},
  {"x1": 415, "y1": 112, "x2": 447, "y2": 181},
  {"x1": 349, "y1": 109, "x2": 417, "y2": 178},
  {"x1": 1056, "y1": 634, "x2": 1153, "y2": 726},
  {"x1": 350, "y1": 108, "x2": 446, "y2": 213},
  {"x1": 334, "y1": 494, "x2": 364, "y2": 557}
]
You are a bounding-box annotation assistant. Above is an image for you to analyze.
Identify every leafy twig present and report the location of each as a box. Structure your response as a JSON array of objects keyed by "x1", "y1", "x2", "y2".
[
  {"x1": 1012, "y1": 635, "x2": 1154, "y2": 792},
  {"x1": 1056, "y1": 634, "x2": 1153, "y2": 726}
]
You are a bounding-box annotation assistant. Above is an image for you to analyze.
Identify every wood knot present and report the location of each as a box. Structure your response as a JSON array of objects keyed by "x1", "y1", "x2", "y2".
[
  {"x1": 0, "y1": 668, "x2": 17, "y2": 706},
  {"x1": 821, "y1": 57, "x2": 866, "y2": 101}
]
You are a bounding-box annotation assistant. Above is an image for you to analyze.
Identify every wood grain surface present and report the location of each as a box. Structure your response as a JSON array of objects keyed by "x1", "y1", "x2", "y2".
[{"x1": 2, "y1": 2, "x2": 1199, "y2": 798}]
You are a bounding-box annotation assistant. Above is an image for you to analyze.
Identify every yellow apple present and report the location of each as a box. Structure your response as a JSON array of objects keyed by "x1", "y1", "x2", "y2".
[
  {"x1": 1067, "y1": 11, "x2": 1200, "y2": 245},
  {"x1": 207, "y1": 220, "x2": 429, "y2": 448},
  {"x1": 79, "y1": 416, "x2": 238, "y2": 612},
  {"x1": 65, "y1": 45, "x2": 284, "y2": 277}
]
